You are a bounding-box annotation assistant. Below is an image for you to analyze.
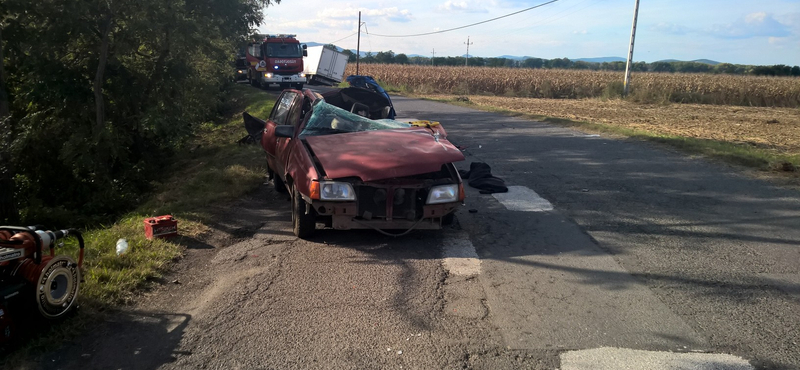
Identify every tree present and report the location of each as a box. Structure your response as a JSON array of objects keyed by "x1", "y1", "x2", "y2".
[
  {"x1": 1, "y1": 0, "x2": 278, "y2": 224},
  {"x1": 394, "y1": 53, "x2": 409, "y2": 64},
  {"x1": 522, "y1": 58, "x2": 543, "y2": 69},
  {"x1": 375, "y1": 50, "x2": 395, "y2": 64},
  {"x1": 714, "y1": 63, "x2": 738, "y2": 74},
  {"x1": 546, "y1": 57, "x2": 572, "y2": 69},
  {"x1": 649, "y1": 62, "x2": 675, "y2": 73}
]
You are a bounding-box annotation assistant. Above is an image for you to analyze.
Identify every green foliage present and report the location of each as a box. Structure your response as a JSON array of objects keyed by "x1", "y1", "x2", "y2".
[{"x1": 0, "y1": 0, "x2": 277, "y2": 225}]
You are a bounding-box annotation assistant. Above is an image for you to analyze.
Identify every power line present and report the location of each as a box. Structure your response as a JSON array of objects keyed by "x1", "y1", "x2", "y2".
[
  {"x1": 367, "y1": 0, "x2": 561, "y2": 38},
  {"x1": 328, "y1": 31, "x2": 359, "y2": 45}
]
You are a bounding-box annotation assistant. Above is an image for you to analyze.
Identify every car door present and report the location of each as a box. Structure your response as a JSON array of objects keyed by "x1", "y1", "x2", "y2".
[
  {"x1": 275, "y1": 93, "x2": 305, "y2": 178},
  {"x1": 263, "y1": 91, "x2": 299, "y2": 171}
]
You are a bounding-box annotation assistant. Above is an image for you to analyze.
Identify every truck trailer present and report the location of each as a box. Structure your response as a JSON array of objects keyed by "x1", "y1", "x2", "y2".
[{"x1": 303, "y1": 46, "x2": 348, "y2": 86}]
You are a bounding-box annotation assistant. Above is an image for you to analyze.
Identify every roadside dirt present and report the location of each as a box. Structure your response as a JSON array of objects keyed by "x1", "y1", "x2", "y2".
[
  {"x1": 23, "y1": 183, "x2": 284, "y2": 369},
  {"x1": 422, "y1": 95, "x2": 800, "y2": 157}
]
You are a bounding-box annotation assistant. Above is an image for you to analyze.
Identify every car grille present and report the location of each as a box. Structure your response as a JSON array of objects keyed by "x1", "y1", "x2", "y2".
[{"x1": 355, "y1": 186, "x2": 422, "y2": 220}]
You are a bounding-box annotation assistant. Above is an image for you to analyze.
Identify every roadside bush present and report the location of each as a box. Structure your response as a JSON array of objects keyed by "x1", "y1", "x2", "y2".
[{"x1": 0, "y1": 0, "x2": 277, "y2": 225}]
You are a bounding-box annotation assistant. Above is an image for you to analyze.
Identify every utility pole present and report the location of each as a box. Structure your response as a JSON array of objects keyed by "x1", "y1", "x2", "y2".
[
  {"x1": 464, "y1": 36, "x2": 473, "y2": 66},
  {"x1": 356, "y1": 11, "x2": 361, "y2": 75},
  {"x1": 623, "y1": 0, "x2": 640, "y2": 96},
  {"x1": 431, "y1": 49, "x2": 435, "y2": 66}
]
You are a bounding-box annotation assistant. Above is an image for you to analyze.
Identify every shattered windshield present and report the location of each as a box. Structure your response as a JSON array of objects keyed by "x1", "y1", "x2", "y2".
[{"x1": 300, "y1": 101, "x2": 411, "y2": 137}]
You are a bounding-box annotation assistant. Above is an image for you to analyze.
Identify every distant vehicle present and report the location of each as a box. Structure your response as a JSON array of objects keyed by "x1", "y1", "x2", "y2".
[
  {"x1": 243, "y1": 87, "x2": 465, "y2": 238},
  {"x1": 245, "y1": 34, "x2": 307, "y2": 89},
  {"x1": 234, "y1": 47, "x2": 248, "y2": 81},
  {"x1": 303, "y1": 46, "x2": 348, "y2": 86}
]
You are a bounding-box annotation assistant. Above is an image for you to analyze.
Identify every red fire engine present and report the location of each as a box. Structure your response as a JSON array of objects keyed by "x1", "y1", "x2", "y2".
[{"x1": 246, "y1": 34, "x2": 307, "y2": 89}]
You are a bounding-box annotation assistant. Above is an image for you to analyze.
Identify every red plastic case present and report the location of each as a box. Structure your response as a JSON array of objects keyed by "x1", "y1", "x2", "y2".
[{"x1": 143, "y1": 215, "x2": 178, "y2": 240}]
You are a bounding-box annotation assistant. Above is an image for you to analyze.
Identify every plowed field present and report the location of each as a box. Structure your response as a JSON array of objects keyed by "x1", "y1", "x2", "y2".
[{"x1": 421, "y1": 94, "x2": 800, "y2": 157}]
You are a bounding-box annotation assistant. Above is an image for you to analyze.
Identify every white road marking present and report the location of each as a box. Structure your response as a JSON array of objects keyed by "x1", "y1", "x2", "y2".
[
  {"x1": 492, "y1": 185, "x2": 554, "y2": 212},
  {"x1": 441, "y1": 232, "x2": 480, "y2": 277},
  {"x1": 560, "y1": 347, "x2": 754, "y2": 370}
]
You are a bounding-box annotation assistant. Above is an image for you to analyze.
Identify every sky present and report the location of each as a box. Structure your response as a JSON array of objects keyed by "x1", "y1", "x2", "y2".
[{"x1": 259, "y1": 0, "x2": 800, "y2": 65}]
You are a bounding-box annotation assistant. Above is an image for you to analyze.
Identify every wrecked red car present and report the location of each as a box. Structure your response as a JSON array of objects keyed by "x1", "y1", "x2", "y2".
[{"x1": 244, "y1": 87, "x2": 465, "y2": 238}]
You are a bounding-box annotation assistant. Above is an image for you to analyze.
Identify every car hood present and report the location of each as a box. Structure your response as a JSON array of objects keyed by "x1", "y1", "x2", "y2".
[{"x1": 304, "y1": 128, "x2": 465, "y2": 182}]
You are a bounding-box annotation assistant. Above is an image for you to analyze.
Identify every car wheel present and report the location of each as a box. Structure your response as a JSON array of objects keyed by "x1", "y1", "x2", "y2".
[
  {"x1": 292, "y1": 186, "x2": 316, "y2": 239},
  {"x1": 294, "y1": 83, "x2": 304, "y2": 90},
  {"x1": 442, "y1": 213, "x2": 455, "y2": 226}
]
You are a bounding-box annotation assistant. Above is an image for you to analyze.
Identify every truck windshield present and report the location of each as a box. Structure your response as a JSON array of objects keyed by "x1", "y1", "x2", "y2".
[
  {"x1": 264, "y1": 43, "x2": 303, "y2": 58},
  {"x1": 300, "y1": 101, "x2": 410, "y2": 137}
]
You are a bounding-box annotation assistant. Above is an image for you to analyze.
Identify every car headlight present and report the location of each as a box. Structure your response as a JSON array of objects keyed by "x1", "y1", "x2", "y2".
[
  {"x1": 319, "y1": 182, "x2": 355, "y2": 201},
  {"x1": 265, "y1": 73, "x2": 273, "y2": 78},
  {"x1": 300, "y1": 72, "x2": 306, "y2": 78},
  {"x1": 426, "y1": 184, "x2": 459, "y2": 204}
]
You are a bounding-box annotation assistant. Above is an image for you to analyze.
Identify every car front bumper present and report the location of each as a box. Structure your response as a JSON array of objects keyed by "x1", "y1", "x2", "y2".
[
  {"x1": 313, "y1": 201, "x2": 459, "y2": 230},
  {"x1": 260, "y1": 73, "x2": 305, "y2": 84}
]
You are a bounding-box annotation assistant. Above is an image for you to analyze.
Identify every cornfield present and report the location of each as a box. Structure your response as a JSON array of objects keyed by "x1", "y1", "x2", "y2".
[{"x1": 347, "y1": 64, "x2": 800, "y2": 108}]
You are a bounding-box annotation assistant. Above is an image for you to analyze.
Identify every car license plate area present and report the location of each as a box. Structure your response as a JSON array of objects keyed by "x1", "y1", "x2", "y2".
[{"x1": 356, "y1": 186, "x2": 420, "y2": 220}]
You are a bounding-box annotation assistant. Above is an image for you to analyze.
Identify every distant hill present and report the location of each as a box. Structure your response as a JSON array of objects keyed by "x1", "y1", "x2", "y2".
[
  {"x1": 497, "y1": 55, "x2": 534, "y2": 61},
  {"x1": 572, "y1": 57, "x2": 627, "y2": 63},
  {"x1": 657, "y1": 59, "x2": 721, "y2": 65}
]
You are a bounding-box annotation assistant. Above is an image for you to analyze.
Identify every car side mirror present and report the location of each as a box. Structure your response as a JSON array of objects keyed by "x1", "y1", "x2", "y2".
[
  {"x1": 275, "y1": 125, "x2": 295, "y2": 138},
  {"x1": 302, "y1": 44, "x2": 308, "y2": 57}
]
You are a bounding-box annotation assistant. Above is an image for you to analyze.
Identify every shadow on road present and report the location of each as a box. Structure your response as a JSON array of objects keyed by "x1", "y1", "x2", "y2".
[{"x1": 34, "y1": 311, "x2": 191, "y2": 370}]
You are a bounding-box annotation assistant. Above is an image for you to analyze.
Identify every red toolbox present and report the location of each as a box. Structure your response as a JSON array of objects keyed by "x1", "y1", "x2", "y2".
[{"x1": 143, "y1": 215, "x2": 178, "y2": 240}]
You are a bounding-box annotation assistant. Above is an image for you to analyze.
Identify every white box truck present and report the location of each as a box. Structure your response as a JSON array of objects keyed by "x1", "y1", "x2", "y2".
[{"x1": 303, "y1": 46, "x2": 348, "y2": 86}]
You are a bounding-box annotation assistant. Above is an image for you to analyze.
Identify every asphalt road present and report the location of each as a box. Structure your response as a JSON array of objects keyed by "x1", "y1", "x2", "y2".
[{"x1": 30, "y1": 90, "x2": 800, "y2": 370}]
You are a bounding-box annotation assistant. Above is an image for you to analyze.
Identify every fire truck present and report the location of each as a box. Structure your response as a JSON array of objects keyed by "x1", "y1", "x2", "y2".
[{"x1": 246, "y1": 34, "x2": 308, "y2": 89}]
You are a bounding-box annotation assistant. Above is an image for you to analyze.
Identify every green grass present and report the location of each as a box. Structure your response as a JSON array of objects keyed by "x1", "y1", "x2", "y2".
[
  {"x1": 430, "y1": 96, "x2": 800, "y2": 177},
  {"x1": 1, "y1": 84, "x2": 277, "y2": 363},
  {"x1": 84, "y1": 84, "x2": 275, "y2": 305}
]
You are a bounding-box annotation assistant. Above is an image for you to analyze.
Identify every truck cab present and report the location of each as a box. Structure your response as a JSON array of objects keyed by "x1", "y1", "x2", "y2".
[{"x1": 246, "y1": 34, "x2": 308, "y2": 89}]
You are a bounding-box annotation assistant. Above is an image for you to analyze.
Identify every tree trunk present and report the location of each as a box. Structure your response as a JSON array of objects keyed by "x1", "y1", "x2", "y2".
[
  {"x1": 0, "y1": 26, "x2": 9, "y2": 118},
  {"x1": 93, "y1": 13, "x2": 113, "y2": 137},
  {"x1": 0, "y1": 26, "x2": 17, "y2": 223}
]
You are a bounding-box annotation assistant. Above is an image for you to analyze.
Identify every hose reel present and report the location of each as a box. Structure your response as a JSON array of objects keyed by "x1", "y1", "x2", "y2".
[{"x1": 0, "y1": 226, "x2": 85, "y2": 345}]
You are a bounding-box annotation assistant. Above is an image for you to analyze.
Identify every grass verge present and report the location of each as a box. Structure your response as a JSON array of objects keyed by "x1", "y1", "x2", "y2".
[{"x1": 2, "y1": 83, "x2": 276, "y2": 363}]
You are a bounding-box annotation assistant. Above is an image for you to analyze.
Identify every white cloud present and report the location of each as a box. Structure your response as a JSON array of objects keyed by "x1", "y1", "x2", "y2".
[
  {"x1": 572, "y1": 30, "x2": 587, "y2": 35},
  {"x1": 263, "y1": 16, "x2": 356, "y2": 32},
  {"x1": 437, "y1": 0, "x2": 489, "y2": 13},
  {"x1": 710, "y1": 12, "x2": 791, "y2": 39},
  {"x1": 319, "y1": 7, "x2": 413, "y2": 22}
]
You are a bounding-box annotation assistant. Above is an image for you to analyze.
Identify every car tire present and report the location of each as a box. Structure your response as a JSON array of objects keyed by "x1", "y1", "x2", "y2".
[
  {"x1": 294, "y1": 83, "x2": 304, "y2": 90},
  {"x1": 292, "y1": 186, "x2": 316, "y2": 239},
  {"x1": 442, "y1": 213, "x2": 455, "y2": 226}
]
